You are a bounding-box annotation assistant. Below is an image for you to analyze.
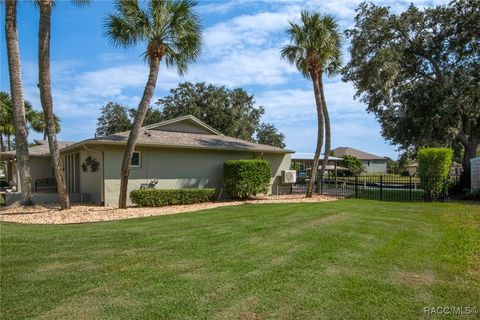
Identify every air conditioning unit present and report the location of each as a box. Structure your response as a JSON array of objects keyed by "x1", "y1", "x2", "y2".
[{"x1": 282, "y1": 170, "x2": 296, "y2": 184}]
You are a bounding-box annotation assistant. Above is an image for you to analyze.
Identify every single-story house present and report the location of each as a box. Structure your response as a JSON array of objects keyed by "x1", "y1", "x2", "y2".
[
  {"x1": 332, "y1": 147, "x2": 387, "y2": 174},
  {"x1": 406, "y1": 161, "x2": 463, "y2": 177},
  {"x1": 1, "y1": 115, "x2": 293, "y2": 206}
]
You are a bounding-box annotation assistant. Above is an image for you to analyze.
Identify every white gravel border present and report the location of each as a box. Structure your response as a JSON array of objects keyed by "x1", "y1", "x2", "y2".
[{"x1": 0, "y1": 194, "x2": 337, "y2": 225}]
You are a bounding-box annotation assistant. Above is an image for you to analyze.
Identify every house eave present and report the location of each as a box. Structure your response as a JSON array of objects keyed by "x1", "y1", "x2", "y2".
[{"x1": 60, "y1": 140, "x2": 293, "y2": 155}]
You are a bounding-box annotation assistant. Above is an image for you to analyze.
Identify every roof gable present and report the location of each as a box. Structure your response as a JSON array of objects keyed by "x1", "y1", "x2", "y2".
[{"x1": 144, "y1": 115, "x2": 222, "y2": 135}]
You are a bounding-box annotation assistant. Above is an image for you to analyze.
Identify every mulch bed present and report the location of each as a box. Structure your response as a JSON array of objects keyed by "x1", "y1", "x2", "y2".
[{"x1": 0, "y1": 194, "x2": 337, "y2": 224}]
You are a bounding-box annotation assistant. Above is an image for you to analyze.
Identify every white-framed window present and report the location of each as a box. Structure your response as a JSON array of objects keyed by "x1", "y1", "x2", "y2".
[{"x1": 131, "y1": 151, "x2": 141, "y2": 167}]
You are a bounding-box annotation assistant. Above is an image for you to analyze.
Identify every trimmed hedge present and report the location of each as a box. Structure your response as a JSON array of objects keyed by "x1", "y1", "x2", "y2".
[
  {"x1": 223, "y1": 159, "x2": 272, "y2": 199},
  {"x1": 130, "y1": 188, "x2": 217, "y2": 207},
  {"x1": 418, "y1": 147, "x2": 453, "y2": 201}
]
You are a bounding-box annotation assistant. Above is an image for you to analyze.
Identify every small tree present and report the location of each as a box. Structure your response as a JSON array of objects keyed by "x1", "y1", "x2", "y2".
[
  {"x1": 223, "y1": 160, "x2": 271, "y2": 199},
  {"x1": 418, "y1": 147, "x2": 453, "y2": 201},
  {"x1": 256, "y1": 123, "x2": 286, "y2": 148},
  {"x1": 338, "y1": 155, "x2": 363, "y2": 176},
  {"x1": 96, "y1": 102, "x2": 131, "y2": 137}
]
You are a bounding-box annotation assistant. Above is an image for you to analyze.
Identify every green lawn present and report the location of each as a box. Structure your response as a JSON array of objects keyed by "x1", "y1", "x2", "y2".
[
  {"x1": 357, "y1": 188, "x2": 425, "y2": 201},
  {"x1": 1, "y1": 200, "x2": 479, "y2": 319}
]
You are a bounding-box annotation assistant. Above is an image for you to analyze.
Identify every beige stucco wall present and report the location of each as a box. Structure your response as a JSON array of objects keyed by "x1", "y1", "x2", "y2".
[
  {"x1": 30, "y1": 157, "x2": 54, "y2": 191},
  {"x1": 362, "y1": 160, "x2": 387, "y2": 174},
  {"x1": 78, "y1": 150, "x2": 103, "y2": 203},
  {"x1": 102, "y1": 146, "x2": 291, "y2": 206},
  {"x1": 59, "y1": 150, "x2": 104, "y2": 204}
]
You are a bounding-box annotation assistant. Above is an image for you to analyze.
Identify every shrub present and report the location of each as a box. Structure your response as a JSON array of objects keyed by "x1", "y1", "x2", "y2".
[
  {"x1": 418, "y1": 147, "x2": 453, "y2": 201},
  {"x1": 462, "y1": 189, "x2": 480, "y2": 201},
  {"x1": 223, "y1": 159, "x2": 272, "y2": 199},
  {"x1": 338, "y1": 155, "x2": 364, "y2": 176},
  {"x1": 130, "y1": 188, "x2": 217, "y2": 207}
]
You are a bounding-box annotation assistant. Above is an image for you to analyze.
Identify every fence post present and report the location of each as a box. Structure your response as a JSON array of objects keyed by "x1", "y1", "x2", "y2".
[
  {"x1": 409, "y1": 176, "x2": 412, "y2": 202},
  {"x1": 355, "y1": 176, "x2": 358, "y2": 198},
  {"x1": 380, "y1": 175, "x2": 383, "y2": 201}
]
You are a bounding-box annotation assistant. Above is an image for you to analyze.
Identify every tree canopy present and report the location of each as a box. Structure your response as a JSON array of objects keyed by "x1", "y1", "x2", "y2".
[
  {"x1": 342, "y1": 0, "x2": 479, "y2": 185},
  {"x1": 95, "y1": 83, "x2": 286, "y2": 148},
  {"x1": 156, "y1": 82, "x2": 285, "y2": 147},
  {"x1": 95, "y1": 102, "x2": 131, "y2": 137},
  {"x1": 338, "y1": 155, "x2": 364, "y2": 176},
  {"x1": 0, "y1": 91, "x2": 59, "y2": 150}
]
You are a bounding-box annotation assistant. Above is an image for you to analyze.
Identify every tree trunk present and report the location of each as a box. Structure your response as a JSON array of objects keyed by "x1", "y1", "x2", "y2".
[
  {"x1": 38, "y1": 0, "x2": 70, "y2": 209},
  {"x1": 306, "y1": 71, "x2": 325, "y2": 198},
  {"x1": 5, "y1": 0, "x2": 34, "y2": 205},
  {"x1": 118, "y1": 57, "x2": 160, "y2": 208},
  {"x1": 7, "y1": 133, "x2": 11, "y2": 151},
  {"x1": 319, "y1": 76, "x2": 331, "y2": 178},
  {"x1": 0, "y1": 131, "x2": 4, "y2": 152}
]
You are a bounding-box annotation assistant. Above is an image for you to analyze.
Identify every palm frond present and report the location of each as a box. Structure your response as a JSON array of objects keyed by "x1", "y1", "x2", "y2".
[
  {"x1": 281, "y1": 10, "x2": 342, "y2": 77},
  {"x1": 104, "y1": 0, "x2": 150, "y2": 48},
  {"x1": 107, "y1": 0, "x2": 202, "y2": 75}
]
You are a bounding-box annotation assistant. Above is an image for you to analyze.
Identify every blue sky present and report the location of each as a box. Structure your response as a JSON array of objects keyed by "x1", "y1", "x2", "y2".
[{"x1": 0, "y1": 0, "x2": 447, "y2": 159}]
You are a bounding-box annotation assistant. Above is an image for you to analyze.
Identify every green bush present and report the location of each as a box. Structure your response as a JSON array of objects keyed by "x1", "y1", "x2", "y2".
[
  {"x1": 418, "y1": 147, "x2": 453, "y2": 201},
  {"x1": 130, "y1": 188, "x2": 217, "y2": 207},
  {"x1": 463, "y1": 189, "x2": 480, "y2": 201},
  {"x1": 223, "y1": 159, "x2": 272, "y2": 199},
  {"x1": 338, "y1": 155, "x2": 364, "y2": 176}
]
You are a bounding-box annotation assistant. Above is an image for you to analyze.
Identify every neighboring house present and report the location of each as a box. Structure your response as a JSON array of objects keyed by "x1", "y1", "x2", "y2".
[
  {"x1": 406, "y1": 161, "x2": 463, "y2": 177},
  {"x1": 332, "y1": 147, "x2": 387, "y2": 174},
  {"x1": 1, "y1": 115, "x2": 293, "y2": 206},
  {"x1": 291, "y1": 153, "x2": 346, "y2": 178}
]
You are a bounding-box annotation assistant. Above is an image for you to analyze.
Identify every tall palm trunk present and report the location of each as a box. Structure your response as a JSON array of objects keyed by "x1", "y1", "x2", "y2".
[
  {"x1": 7, "y1": 133, "x2": 11, "y2": 150},
  {"x1": 319, "y1": 76, "x2": 331, "y2": 178},
  {"x1": 5, "y1": 0, "x2": 34, "y2": 205},
  {"x1": 119, "y1": 57, "x2": 160, "y2": 208},
  {"x1": 38, "y1": 0, "x2": 70, "y2": 209},
  {"x1": 306, "y1": 70, "x2": 325, "y2": 198},
  {"x1": 0, "y1": 131, "x2": 4, "y2": 152}
]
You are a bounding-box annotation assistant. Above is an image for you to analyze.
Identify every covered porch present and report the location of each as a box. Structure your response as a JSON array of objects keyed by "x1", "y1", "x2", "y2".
[
  {"x1": 291, "y1": 153, "x2": 348, "y2": 182},
  {"x1": 0, "y1": 140, "x2": 81, "y2": 206}
]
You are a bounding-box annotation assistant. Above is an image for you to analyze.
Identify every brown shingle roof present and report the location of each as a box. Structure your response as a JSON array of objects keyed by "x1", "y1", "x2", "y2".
[
  {"x1": 332, "y1": 147, "x2": 385, "y2": 160},
  {"x1": 1, "y1": 140, "x2": 76, "y2": 158},
  {"x1": 78, "y1": 129, "x2": 291, "y2": 153}
]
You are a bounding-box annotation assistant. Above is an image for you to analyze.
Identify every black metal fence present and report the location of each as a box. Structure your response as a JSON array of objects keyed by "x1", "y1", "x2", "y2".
[{"x1": 292, "y1": 175, "x2": 459, "y2": 202}]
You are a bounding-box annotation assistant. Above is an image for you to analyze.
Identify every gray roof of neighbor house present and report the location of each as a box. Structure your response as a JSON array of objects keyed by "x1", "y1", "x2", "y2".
[
  {"x1": 332, "y1": 147, "x2": 385, "y2": 160},
  {"x1": 1, "y1": 140, "x2": 76, "y2": 158},
  {"x1": 292, "y1": 153, "x2": 343, "y2": 161},
  {"x1": 62, "y1": 115, "x2": 293, "y2": 154}
]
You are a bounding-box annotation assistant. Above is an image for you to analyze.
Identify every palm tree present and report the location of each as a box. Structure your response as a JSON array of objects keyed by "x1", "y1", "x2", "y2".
[
  {"x1": 37, "y1": 0, "x2": 90, "y2": 210},
  {"x1": 319, "y1": 52, "x2": 341, "y2": 179},
  {"x1": 281, "y1": 11, "x2": 341, "y2": 197},
  {"x1": 0, "y1": 92, "x2": 14, "y2": 151},
  {"x1": 29, "y1": 109, "x2": 61, "y2": 140},
  {"x1": 105, "y1": 0, "x2": 202, "y2": 208},
  {"x1": 0, "y1": 93, "x2": 58, "y2": 149},
  {"x1": 1, "y1": 93, "x2": 36, "y2": 151},
  {"x1": 4, "y1": 2, "x2": 34, "y2": 205}
]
